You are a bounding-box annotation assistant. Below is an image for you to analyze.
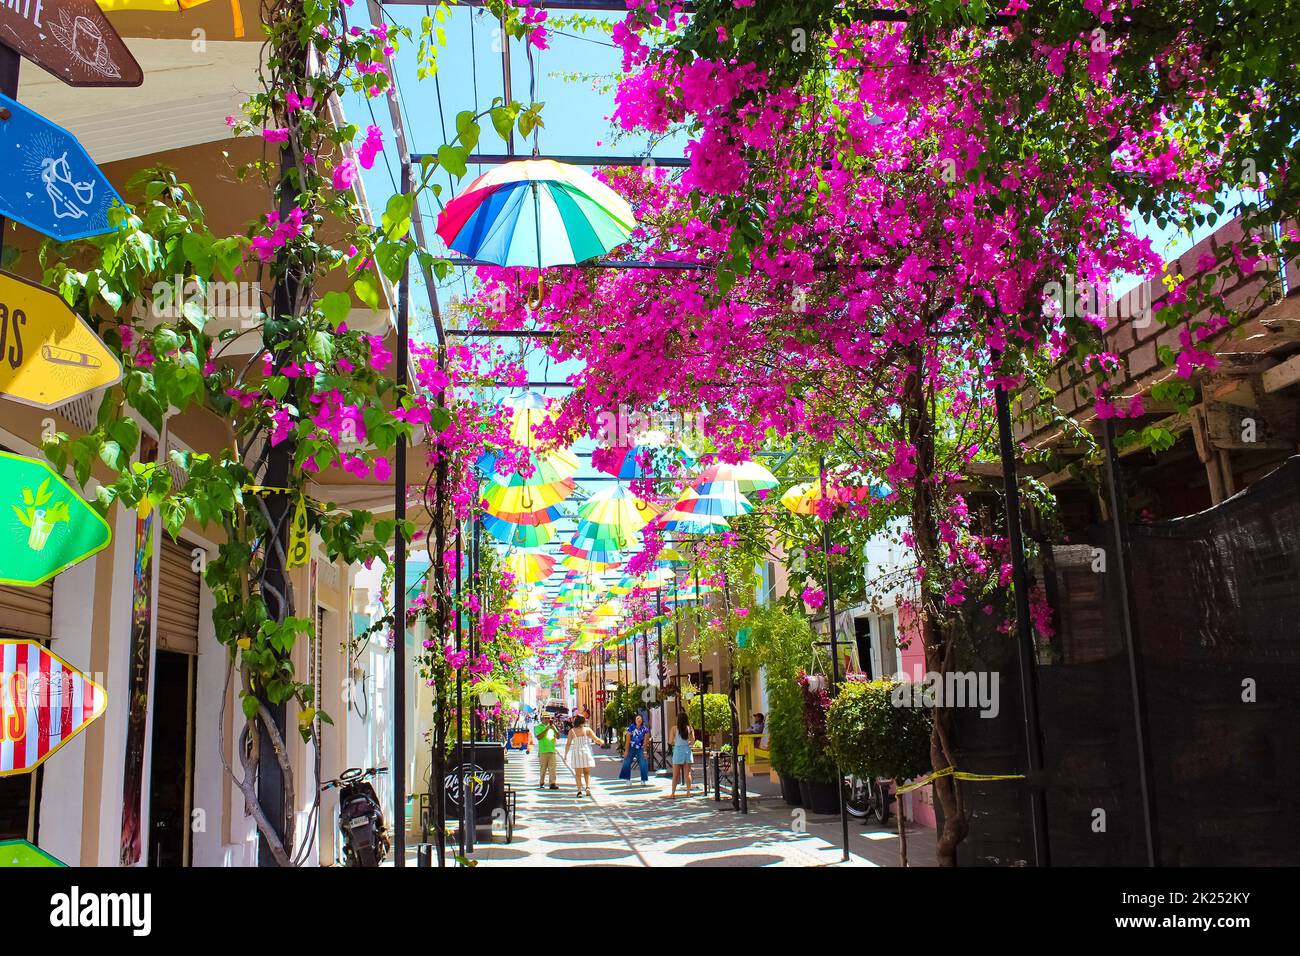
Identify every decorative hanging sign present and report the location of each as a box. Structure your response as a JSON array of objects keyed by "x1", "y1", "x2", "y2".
[
  {"x1": 0, "y1": 451, "x2": 112, "y2": 587},
  {"x1": 0, "y1": 94, "x2": 127, "y2": 242},
  {"x1": 0, "y1": 0, "x2": 143, "y2": 87},
  {"x1": 0, "y1": 270, "x2": 122, "y2": 408},
  {"x1": 0, "y1": 839, "x2": 67, "y2": 866},
  {"x1": 0, "y1": 639, "x2": 107, "y2": 777}
]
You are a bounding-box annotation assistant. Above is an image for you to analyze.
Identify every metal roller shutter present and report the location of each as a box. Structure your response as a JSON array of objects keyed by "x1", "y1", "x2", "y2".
[
  {"x1": 0, "y1": 580, "x2": 54, "y2": 639},
  {"x1": 158, "y1": 538, "x2": 201, "y2": 655}
]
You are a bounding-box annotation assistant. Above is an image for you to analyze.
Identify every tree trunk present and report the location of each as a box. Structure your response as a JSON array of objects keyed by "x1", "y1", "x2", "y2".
[{"x1": 906, "y1": 357, "x2": 968, "y2": 867}]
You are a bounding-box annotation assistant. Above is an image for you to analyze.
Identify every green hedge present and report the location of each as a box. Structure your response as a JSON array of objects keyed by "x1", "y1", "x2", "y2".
[{"x1": 826, "y1": 679, "x2": 932, "y2": 781}]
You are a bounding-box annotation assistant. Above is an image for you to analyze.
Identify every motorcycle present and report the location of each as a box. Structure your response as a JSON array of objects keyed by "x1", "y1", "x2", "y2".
[
  {"x1": 322, "y1": 767, "x2": 390, "y2": 867},
  {"x1": 845, "y1": 774, "x2": 892, "y2": 825}
]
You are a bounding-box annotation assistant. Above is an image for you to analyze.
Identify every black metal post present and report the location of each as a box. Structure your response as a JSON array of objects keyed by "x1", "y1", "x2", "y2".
[
  {"x1": 674, "y1": 603, "x2": 683, "y2": 735},
  {"x1": 467, "y1": 508, "x2": 480, "y2": 852},
  {"x1": 994, "y1": 383, "x2": 1051, "y2": 867},
  {"x1": 391, "y1": 161, "x2": 410, "y2": 868},
  {"x1": 454, "y1": 527, "x2": 465, "y2": 858},
  {"x1": 694, "y1": 567, "x2": 705, "y2": 745},
  {"x1": 656, "y1": 588, "x2": 667, "y2": 770},
  {"x1": 0, "y1": 46, "x2": 18, "y2": 259},
  {"x1": 819, "y1": 456, "x2": 851, "y2": 863},
  {"x1": 1103, "y1": 419, "x2": 1159, "y2": 866}
]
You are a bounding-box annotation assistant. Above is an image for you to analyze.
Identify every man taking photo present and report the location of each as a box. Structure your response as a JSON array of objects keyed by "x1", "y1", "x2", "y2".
[{"x1": 534, "y1": 714, "x2": 559, "y2": 790}]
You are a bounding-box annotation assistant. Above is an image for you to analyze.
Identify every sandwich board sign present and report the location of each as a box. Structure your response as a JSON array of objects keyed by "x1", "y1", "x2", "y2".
[
  {"x1": 1, "y1": 639, "x2": 107, "y2": 776},
  {"x1": 0, "y1": 451, "x2": 112, "y2": 586},
  {"x1": 0, "y1": 270, "x2": 123, "y2": 407},
  {"x1": 0, "y1": 0, "x2": 143, "y2": 87},
  {"x1": 0, "y1": 93, "x2": 126, "y2": 241}
]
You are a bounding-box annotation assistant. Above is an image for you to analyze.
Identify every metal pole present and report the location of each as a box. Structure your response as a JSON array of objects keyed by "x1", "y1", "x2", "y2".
[
  {"x1": 694, "y1": 567, "x2": 704, "y2": 745},
  {"x1": 0, "y1": 46, "x2": 18, "y2": 258},
  {"x1": 467, "y1": 509, "x2": 479, "y2": 852},
  {"x1": 499, "y1": 13, "x2": 515, "y2": 156},
  {"x1": 656, "y1": 589, "x2": 666, "y2": 770},
  {"x1": 454, "y1": 527, "x2": 465, "y2": 859},
  {"x1": 819, "y1": 456, "x2": 851, "y2": 863},
  {"x1": 994, "y1": 383, "x2": 1051, "y2": 867},
  {"x1": 391, "y1": 161, "x2": 411, "y2": 867},
  {"x1": 1103, "y1": 419, "x2": 1159, "y2": 866},
  {"x1": 674, "y1": 605, "x2": 682, "y2": 735}
]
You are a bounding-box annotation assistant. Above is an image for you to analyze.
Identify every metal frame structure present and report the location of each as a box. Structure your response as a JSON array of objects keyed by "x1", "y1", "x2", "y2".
[{"x1": 380, "y1": 0, "x2": 1050, "y2": 869}]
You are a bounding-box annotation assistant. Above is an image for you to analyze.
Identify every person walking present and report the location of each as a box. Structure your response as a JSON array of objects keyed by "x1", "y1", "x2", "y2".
[
  {"x1": 565, "y1": 715, "x2": 599, "y2": 797},
  {"x1": 669, "y1": 710, "x2": 696, "y2": 798},
  {"x1": 534, "y1": 713, "x2": 559, "y2": 791},
  {"x1": 618, "y1": 712, "x2": 652, "y2": 785}
]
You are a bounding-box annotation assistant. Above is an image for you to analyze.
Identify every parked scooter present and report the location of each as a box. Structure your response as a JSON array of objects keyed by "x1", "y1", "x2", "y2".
[{"x1": 321, "y1": 767, "x2": 390, "y2": 867}]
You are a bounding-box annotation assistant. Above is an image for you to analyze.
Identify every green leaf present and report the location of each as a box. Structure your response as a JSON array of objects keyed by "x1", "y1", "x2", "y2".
[
  {"x1": 490, "y1": 106, "x2": 516, "y2": 143},
  {"x1": 381, "y1": 193, "x2": 414, "y2": 240},
  {"x1": 320, "y1": 290, "x2": 352, "y2": 329},
  {"x1": 437, "y1": 144, "x2": 468, "y2": 179},
  {"x1": 99, "y1": 440, "x2": 122, "y2": 470},
  {"x1": 355, "y1": 273, "x2": 382, "y2": 311},
  {"x1": 455, "y1": 110, "x2": 481, "y2": 152}
]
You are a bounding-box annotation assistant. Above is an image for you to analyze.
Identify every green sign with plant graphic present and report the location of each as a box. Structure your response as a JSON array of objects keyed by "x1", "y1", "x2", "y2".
[{"x1": 0, "y1": 452, "x2": 111, "y2": 587}]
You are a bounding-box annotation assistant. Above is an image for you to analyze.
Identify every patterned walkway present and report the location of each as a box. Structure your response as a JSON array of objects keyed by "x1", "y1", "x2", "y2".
[{"x1": 455, "y1": 743, "x2": 931, "y2": 867}]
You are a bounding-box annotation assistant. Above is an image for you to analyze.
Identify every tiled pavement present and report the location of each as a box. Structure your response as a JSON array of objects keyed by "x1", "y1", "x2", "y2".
[{"x1": 444, "y1": 744, "x2": 936, "y2": 867}]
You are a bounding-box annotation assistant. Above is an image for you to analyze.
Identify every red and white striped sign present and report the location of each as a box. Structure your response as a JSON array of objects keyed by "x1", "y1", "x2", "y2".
[{"x1": 0, "y1": 640, "x2": 106, "y2": 776}]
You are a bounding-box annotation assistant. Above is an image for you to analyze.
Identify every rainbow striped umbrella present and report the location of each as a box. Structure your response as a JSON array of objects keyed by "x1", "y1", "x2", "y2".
[
  {"x1": 483, "y1": 513, "x2": 558, "y2": 548},
  {"x1": 436, "y1": 160, "x2": 636, "y2": 268},
  {"x1": 504, "y1": 551, "x2": 556, "y2": 585}
]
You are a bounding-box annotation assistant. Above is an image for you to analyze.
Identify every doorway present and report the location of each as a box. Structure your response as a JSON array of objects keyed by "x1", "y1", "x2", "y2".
[{"x1": 147, "y1": 650, "x2": 196, "y2": 866}]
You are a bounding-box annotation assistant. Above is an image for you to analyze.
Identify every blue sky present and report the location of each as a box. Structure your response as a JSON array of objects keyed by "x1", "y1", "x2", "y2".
[{"x1": 346, "y1": 6, "x2": 685, "y2": 496}]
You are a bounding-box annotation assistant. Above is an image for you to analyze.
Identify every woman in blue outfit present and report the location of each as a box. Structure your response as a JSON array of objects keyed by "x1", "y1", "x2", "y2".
[
  {"x1": 669, "y1": 710, "x2": 695, "y2": 798},
  {"x1": 618, "y1": 712, "x2": 651, "y2": 784}
]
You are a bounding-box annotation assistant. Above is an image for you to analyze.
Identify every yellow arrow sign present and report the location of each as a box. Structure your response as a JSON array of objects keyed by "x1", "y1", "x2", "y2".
[{"x1": 0, "y1": 271, "x2": 123, "y2": 409}]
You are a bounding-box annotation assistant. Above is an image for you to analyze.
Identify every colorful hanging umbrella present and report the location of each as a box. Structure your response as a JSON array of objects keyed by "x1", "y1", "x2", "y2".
[
  {"x1": 483, "y1": 513, "x2": 558, "y2": 548},
  {"x1": 504, "y1": 551, "x2": 556, "y2": 585},
  {"x1": 436, "y1": 160, "x2": 636, "y2": 268},
  {"x1": 659, "y1": 489, "x2": 731, "y2": 535},
  {"x1": 595, "y1": 431, "x2": 697, "y2": 478},
  {"x1": 478, "y1": 447, "x2": 580, "y2": 486},
  {"x1": 481, "y1": 476, "x2": 574, "y2": 513},
  {"x1": 671, "y1": 486, "x2": 753, "y2": 518},
  {"x1": 692, "y1": 460, "x2": 779, "y2": 494},
  {"x1": 779, "y1": 475, "x2": 890, "y2": 515},
  {"x1": 575, "y1": 484, "x2": 660, "y2": 537}
]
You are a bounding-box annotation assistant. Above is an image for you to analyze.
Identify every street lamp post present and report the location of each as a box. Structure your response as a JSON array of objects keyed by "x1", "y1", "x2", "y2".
[{"x1": 820, "y1": 455, "x2": 852, "y2": 863}]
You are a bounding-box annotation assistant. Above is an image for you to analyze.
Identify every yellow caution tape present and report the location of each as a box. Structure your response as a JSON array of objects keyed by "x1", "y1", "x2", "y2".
[{"x1": 896, "y1": 765, "x2": 1026, "y2": 795}]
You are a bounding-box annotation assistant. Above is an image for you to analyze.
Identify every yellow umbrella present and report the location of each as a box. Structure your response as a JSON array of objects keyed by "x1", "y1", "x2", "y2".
[
  {"x1": 575, "y1": 484, "x2": 660, "y2": 536},
  {"x1": 505, "y1": 551, "x2": 556, "y2": 585},
  {"x1": 481, "y1": 477, "x2": 574, "y2": 513},
  {"x1": 780, "y1": 482, "x2": 821, "y2": 515}
]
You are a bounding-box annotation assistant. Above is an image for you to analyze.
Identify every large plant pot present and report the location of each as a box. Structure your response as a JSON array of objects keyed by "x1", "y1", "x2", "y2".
[
  {"x1": 800, "y1": 777, "x2": 841, "y2": 815},
  {"x1": 779, "y1": 773, "x2": 802, "y2": 807}
]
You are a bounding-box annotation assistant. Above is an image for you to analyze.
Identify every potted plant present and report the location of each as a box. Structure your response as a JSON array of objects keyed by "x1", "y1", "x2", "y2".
[
  {"x1": 795, "y1": 671, "x2": 841, "y2": 814},
  {"x1": 737, "y1": 607, "x2": 823, "y2": 807},
  {"x1": 827, "y1": 678, "x2": 933, "y2": 864}
]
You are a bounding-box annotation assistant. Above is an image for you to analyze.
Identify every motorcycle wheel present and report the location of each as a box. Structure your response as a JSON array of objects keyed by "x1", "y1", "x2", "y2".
[
  {"x1": 868, "y1": 779, "x2": 891, "y2": 826},
  {"x1": 844, "y1": 775, "x2": 871, "y2": 820}
]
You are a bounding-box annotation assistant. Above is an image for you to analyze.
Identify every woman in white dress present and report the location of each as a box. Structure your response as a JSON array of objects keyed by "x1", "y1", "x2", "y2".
[{"x1": 565, "y1": 715, "x2": 599, "y2": 796}]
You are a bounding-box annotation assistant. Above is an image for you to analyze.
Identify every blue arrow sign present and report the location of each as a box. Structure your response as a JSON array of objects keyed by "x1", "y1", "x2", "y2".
[{"x1": 0, "y1": 94, "x2": 126, "y2": 242}]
